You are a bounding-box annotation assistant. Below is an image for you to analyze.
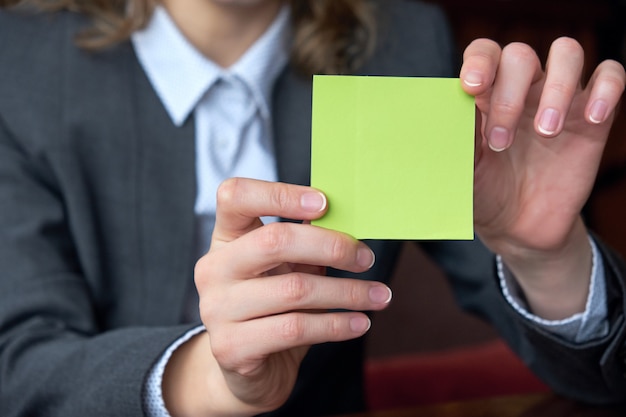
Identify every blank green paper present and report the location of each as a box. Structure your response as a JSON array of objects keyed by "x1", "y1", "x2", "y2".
[{"x1": 310, "y1": 75, "x2": 475, "y2": 240}]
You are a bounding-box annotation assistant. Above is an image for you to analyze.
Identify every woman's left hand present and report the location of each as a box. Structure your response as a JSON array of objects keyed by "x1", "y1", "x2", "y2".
[{"x1": 461, "y1": 37, "x2": 625, "y2": 318}]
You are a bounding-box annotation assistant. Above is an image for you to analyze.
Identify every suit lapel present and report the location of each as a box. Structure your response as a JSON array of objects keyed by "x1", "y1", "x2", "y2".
[{"x1": 131, "y1": 57, "x2": 198, "y2": 324}]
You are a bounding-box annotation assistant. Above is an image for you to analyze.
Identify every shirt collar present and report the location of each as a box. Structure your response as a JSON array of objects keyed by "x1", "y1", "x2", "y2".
[{"x1": 132, "y1": 5, "x2": 290, "y2": 126}]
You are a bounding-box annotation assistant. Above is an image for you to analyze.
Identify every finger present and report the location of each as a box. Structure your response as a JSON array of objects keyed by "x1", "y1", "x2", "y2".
[
  {"x1": 585, "y1": 59, "x2": 626, "y2": 125},
  {"x1": 460, "y1": 38, "x2": 501, "y2": 94},
  {"x1": 213, "y1": 178, "x2": 328, "y2": 244},
  {"x1": 483, "y1": 42, "x2": 542, "y2": 151},
  {"x1": 211, "y1": 311, "x2": 373, "y2": 370},
  {"x1": 198, "y1": 223, "x2": 376, "y2": 279},
  {"x1": 534, "y1": 37, "x2": 585, "y2": 137},
  {"x1": 223, "y1": 274, "x2": 392, "y2": 319}
]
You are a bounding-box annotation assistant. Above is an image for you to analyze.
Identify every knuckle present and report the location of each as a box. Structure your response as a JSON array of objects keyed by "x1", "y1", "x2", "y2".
[
  {"x1": 600, "y1": 70, "x2": 626, "y2": 92},
  {"x1": 216, "y1": 177, "x2": 242, "y2": 208},
  {"x1": 199, "y1": 299, "x2": 218, "y2": 324},
  {"x1": 270, "y1": 183, "x2": 293, "y2": 212},
  {"x1": 327, "y1": 315, "x2": 343, "y2": 339},
  {"x1": 547, "y1": 79, "x2": 575, "y2": 98},
  {"x1": 194, "y1": 257, "x2": 206, "y2": 280},
  {"x1": 346, "y1": 283, "x2": 363, "y2": 307},
  {"x1": 198, "y1": 292, "x2": 223, "y2": 324},
  {"x1": 257, "y1": 222, "x2": 290, "y2": 255},
  {"x1": 193, "y1": 255, "x2": 217, "y2": 289},
  {"x1": 491, "y1": 98, "x2": 523, "y2": 119},
  {"x1": 279, "y1": 314, "x2": 306, "y2": 342},
  {"x1": 193, "y1": 256, "x2": 212, "y2": 288},
  {"x1": 194, "y1": 257, "x2": 225, "y2": 318},
  {"x1": 326, "y1": 235, "x2": 350, "y2": 265},
  {"x1": 463, "y1": 50, "x2": 491, "y2": 66},
  {"x1": 281, "y1": 273, "x2": 310, "y2": 305},
  {"x1": 198, "y1": 282, "x2": 225, "y2": 316},
  {"x1": 210, "y1": 335, "x2": 236, "y2": 366}
]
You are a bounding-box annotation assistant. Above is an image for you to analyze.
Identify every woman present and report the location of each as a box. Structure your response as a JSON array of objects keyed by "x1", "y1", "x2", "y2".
[{"x1": 0, "y1": 1, "x2": 624, "y2": 416}]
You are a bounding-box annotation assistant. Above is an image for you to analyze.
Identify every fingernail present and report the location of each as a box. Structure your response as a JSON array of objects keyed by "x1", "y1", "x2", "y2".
[
  {"x1": 350, "y1": 316, "x2": 371, "y2": 333},
  {"x1": 357, "y1": 247, "x2": 375, "y2": 269},
  {"x1": 488, "y1": 126, "x2": 510, "y2": 152},
  {"x1": 300, "y1": 192, "x2": 327, "y2": 212},
  {"x1": 538, "y1": 108, "x2": 561, "y2": 136},
  {"x1": 463, "y1": 71, "x2": 483, "y2": 87},
  {"x1": 369, "y1": 286, "x2": 393, "y2": 304},
  {"x1": 589, "y1": 100, "x2": 608, "y2": 124}
]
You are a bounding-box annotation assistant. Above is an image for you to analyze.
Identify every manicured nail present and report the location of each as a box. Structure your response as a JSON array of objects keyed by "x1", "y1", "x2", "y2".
[
  {"x1": 538, "y1": 108, "x2": 561, "y2": 136},
  {"x1": 357, "y1": 247, "x2": 376, "y2": 269},
  {"x1": 488, "y1": 126, "x2": 510, "y2": 152},
  {"x1": 300, "y1": 192, "x2": 327, "y2": 212},
  {"x1": 589, "y1": 100, "x2": 608, "y2": 124},
  {"x1": 350, "y1": 316, "x2": 371, "y2": 333},
  {"x1": 463, "y1": 71, "x2": 483, "y2": 87},
  {"x1": 369, "y1": 286, "x2": 393, "y2": 304}
]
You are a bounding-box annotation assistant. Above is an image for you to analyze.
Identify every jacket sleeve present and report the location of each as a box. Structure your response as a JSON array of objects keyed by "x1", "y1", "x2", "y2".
[
  {"x1": 420, "y1": 236, "x2": 626, "y2": 405},
  {"x1": 0, "y1": 110, "x2": 201, "y2": 417},
  {"x1": 0, "y1": 11, "x2": 204, "y2": 414}
]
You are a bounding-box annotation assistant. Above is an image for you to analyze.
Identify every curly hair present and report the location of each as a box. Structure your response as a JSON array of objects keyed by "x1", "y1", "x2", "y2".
[{"x1": 0, "y1": 0, "x2": 377, "y2": 76}]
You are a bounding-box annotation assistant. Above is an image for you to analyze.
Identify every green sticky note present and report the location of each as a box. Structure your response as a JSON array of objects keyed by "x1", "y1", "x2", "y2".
[{"x1": 310, "y1": 75, "x2": 475, "y2": 240}]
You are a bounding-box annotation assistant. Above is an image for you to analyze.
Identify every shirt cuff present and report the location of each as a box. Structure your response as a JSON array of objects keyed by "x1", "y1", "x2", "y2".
[
  {"x1": 142, "y1": 325, "x2": 206, "y2": 417},
  {"x1": 497, "y1": 235, "x2": 609, "y2": 343}
]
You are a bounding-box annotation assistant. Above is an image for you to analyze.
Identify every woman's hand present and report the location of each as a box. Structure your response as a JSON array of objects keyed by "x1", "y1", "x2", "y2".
[
  {"x1": 461, "y1": 37, "x2": 625, "y2": 319},
  {"x1": 164, "y1": 178, "x2": 391, "y2": 417}
]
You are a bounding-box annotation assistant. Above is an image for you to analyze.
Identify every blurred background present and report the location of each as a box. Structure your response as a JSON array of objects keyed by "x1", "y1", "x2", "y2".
[{"x1": 364, "y1": 0, "x2": 626, "y2": 409}]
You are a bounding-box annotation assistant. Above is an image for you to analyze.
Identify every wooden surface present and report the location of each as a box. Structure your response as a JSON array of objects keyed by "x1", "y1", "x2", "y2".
[{"x1": 334, "y1": 393, "x2": 626, "y2": 417}]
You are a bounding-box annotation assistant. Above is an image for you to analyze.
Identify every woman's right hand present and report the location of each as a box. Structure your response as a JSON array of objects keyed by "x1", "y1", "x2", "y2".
[{"x1": 163, "y1": 178, "x2": 392, "y2": 417}]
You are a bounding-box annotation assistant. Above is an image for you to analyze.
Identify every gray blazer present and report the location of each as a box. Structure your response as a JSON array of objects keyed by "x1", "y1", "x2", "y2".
[{"x1": 0, "y1": 2, "x2": 625, "y2": 416}]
